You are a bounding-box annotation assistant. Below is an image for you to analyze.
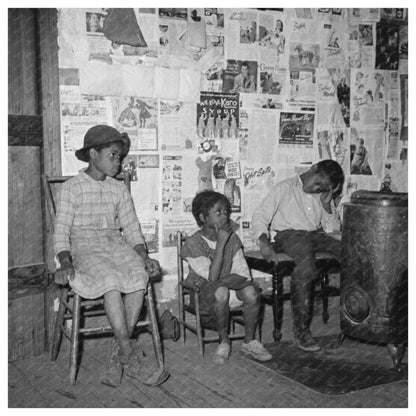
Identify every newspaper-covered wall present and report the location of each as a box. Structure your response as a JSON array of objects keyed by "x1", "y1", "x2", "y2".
[{"x1": 57, "y1": 8, "x2": 408, "y2": 302}]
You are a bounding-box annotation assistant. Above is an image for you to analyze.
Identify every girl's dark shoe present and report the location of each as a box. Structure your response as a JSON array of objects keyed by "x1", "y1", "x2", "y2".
[
  {"x1": 123, "y1": 343, "x2": 170, "y2": 386},
  {"x1": 100, "y1": 338, "x2": 123, "y2": 387}
]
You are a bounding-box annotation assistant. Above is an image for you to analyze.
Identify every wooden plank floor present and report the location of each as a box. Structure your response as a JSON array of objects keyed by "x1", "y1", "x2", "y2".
[{"x1": 8, "y1": 300, "x2": 408, "y2": 408}]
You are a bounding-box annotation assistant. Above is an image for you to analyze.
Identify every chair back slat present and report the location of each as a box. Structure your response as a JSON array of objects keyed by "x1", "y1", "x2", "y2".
[{"x1": 176, "y1": 231, "x2": 185, "y2": 283}]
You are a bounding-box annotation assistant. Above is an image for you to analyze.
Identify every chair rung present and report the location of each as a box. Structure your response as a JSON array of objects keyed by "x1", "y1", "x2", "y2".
[
  {"x1": 61, "y1": 326, "x2": 71, "y2": 340},
  {"x1": 201, "y1": 335, "x2": 219, "y2": 342},
  {"x1": 77, "y1": 320, "x2": 151, "y2": 336},
  {"x1": 182, "y1": 322, "x2": 198, "y2": 334},
  {"x1": 228, "y1": 333, "x2": 245, "y2": 340},
  {"x1": 63, "y1": 309, "x2": 107, "y2": 319},
  {"x1": 135, "y1": 320, "x2": 150, "y2": 327},
  {"x1": 61, "y1": 299, "x2": 72, "y2": 312},
  {"x1": 79, "y1": 326, "x2": 113, "y2": 335},
  {"x1": 81, "y1": 299, "x2": 104, "y2": 307}
]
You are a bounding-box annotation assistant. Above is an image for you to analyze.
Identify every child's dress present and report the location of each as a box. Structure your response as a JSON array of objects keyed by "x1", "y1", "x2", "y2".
[
  {"x1": 54, "y1": 170, "x2": 148, "y2": 299},
  {"x1": 181, "y1": 230, "x2": 258, "y2": 313}
]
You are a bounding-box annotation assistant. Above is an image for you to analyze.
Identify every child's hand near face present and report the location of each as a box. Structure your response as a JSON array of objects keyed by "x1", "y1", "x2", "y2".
[{"x1": 215, "y1": 222, "x2": 233, "y2": 245}]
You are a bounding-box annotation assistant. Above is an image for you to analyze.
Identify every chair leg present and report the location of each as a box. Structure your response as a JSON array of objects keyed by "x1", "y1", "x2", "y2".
[
  {"x1": 258, "y1": 299, "x2": 265, "y2": 343},
  {"x1": 272, "y1": 270, "x2": 284, "y2": 342},
  {"x1": 50, "y1": 287, "x2": 68, "y2": 361},
  {"x1": 69, "y1": 293, "x2": 81, "y2": 385},
  {"x1": 178, "y1": 288, "x2": 186, "y2": 345},
  {"x1": 194, "y1": 299, "x2": 204, "y2": 356},
  {"x1": 321, "y1": 272, "x2": 329, "y2": 324},
  {"x1": 146, "y1": 284, "x2": 164, "y2": 370}
]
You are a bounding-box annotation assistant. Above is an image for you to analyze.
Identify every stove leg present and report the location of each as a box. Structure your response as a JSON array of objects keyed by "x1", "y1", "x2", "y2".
[
  {"x1": 334, "y1": 332, "x2": 346, "y2": 348},
  {"x1": 387, "y1": 343, "x2": 405, "y2": 373}
]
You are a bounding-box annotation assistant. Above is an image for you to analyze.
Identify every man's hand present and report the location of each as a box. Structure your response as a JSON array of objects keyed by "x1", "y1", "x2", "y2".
[
  {"x1": 144, "y1": 258, "x2": 162, "y2": 280},
  {"x1": 320, "y1": 183, "x2": 341, "y2": 213},
  {"x1": 259, "y1": 234, "x2": 277, "y2": 263}
]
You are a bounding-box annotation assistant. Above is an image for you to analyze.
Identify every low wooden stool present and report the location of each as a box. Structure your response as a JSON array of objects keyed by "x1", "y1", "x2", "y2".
[{"x1": 245, "y1": 250, "x2": 340, "y2": 341}]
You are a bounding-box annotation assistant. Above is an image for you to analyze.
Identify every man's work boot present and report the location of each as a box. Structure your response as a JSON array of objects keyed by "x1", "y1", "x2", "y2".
[{"x1": 291, "y1": 280, "x2": 320, "y2": 352}]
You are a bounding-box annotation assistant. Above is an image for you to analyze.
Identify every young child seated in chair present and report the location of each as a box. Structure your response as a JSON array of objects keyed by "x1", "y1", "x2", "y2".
[
  {"x1": 54, "y1": 124, "x2": 169, "y2": 387},
  {"x1": 181, "y1": 190, "x2": 272, "y2": 365},
  {"x1": 252, "y1": 159, "x2": 344, "y2": 352}
]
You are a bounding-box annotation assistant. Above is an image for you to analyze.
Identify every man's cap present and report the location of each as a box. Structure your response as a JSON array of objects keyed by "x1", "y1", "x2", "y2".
[{"x1": 75, "y1": 125, "x2": 130, "y2": 162}]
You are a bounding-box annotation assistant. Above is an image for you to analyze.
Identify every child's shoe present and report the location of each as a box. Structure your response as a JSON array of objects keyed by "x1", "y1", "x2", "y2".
[
  {"x1": 213, "y1": 341, "x2": 230, "y2": 365},
  {"x1": 123, "y1": 343, "x2": 170, "y2": 387},
  {"x1": 100, "y1": 338, "x2": 123, "y2": 387},
  {"x1": 240, "y1": 339, "x2": 272, "y2": 361}
]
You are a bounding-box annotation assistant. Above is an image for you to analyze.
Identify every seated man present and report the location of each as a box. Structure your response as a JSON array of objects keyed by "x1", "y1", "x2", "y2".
[{"x1": 252, "y1": 160, "x2": 344, "y2": 352}]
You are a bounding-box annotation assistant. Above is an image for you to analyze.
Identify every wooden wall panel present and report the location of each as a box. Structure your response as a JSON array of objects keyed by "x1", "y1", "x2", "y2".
[
  {"x1": 38, "y1": 9, "x2": 61, "y2": 177},
  {"x1": 37, "y1": 9, "x2": 61, "y2": 270},
  {"x1": 8, "y1": 147, "x2": 43, "y2": 267},
  {"x1": 8, "y1": 8, "x2": 39, "y2": 115}
]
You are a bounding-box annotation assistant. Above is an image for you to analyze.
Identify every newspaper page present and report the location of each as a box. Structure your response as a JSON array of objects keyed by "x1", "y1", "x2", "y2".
[
  {"x1": 157, "y1": 17, "x2": 187, "y2": 57},
  {"x1": 278, "y1": 111, "x2": 316, "y2": 164},
  {"x1": 245, "y1": 108, "x2": 279, "y2": 164},
  {"x1": 197, "y1": 91, "x2": 239, "y2": 140},
  {"x1": 279, "y1": 111, "x2": 314, "y2": 147},
  {"x1": 350, "y1": 69, "x2": 387, "y2": 127},
  {"x1": 346, "y1": 23, "x2": 361, "y2": 68},
  {"x1": 350, "y1": 127, "x2": 384, "y2": 178},
  {"x1": 60, "y1": 87, "x2": 112, "y2": 175},
  {"x1": 319, "y1": 20, "x2": 348, "y2": 68},
  {"x1": 241, "y1": 161, "x2": 276, "y2": 249},
  {"x1": 259, "y1": 63, "x2": 288, "y2": 97},
  {"x1": 289, "y1": 41, "x2": 320, "y2": 71},
  {"x1": 375, "y1": 22, "x2": 400, "y2": 70},
  {"x1": 358, "y1": 23, "x2": 376, "y2": 68},
  {"x1": 315, "y1": 127, "x2": 350, "y2": 174},
  {"x1": 287, "y1": 69, "x2": 316, "y2": 111},
  {"x1": 242, "y1": 161, "x2": 276, "y2": 216},
  {"x1": 225, "y1": 9, "x2": 258, "y2": 61},
  {"x1": 84, "y1": 10, "x2": 108, "y2": 45},
  {"x1": 316, "y1": 68, "x2": 350, "y2": 127},
  {"x1": 159, "y1": 100, "x2": 196, "y2": 151},
  {"x1": 399, "y1": 74, "x2": 408, "y2": 142},
  {"x1": 132, "y1": 154, "x2": 160, "y2": 214},
  {"x1": 200, "y1": 59, "x2": 226, "y2": 92},
  {"x1": 57, "y1": 9, "x2": 90, "y2": 66},
  {"x1": 398, "y1": 25, "x2": 408, "y2": 73},
  {"x1": 112, "y1": 96, "x2": 158, "y2": 151},
  {"x1": 240, "y1": 92, "x2": 284, "y2": 111},
  {"x1": 223, "y1": 59, "x2": 258, "y2": 94},
  {"x1": 181, "y1": 152, "x2": 203, "y2": 198},
  {"x1": 386, "y1": 117, "x2": 400, "y2": 159},
  {"x1": 257, "y1": 10, "x2": 288, "y2": 66}
]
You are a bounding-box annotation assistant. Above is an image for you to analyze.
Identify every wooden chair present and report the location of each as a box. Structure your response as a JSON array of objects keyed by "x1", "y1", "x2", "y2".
[
  {"x1": 176, "y1": 231, "x2": 263, "y2": 356},
  {"x1": 42, "y1": 174, "x2": 164, "y2": 384}
]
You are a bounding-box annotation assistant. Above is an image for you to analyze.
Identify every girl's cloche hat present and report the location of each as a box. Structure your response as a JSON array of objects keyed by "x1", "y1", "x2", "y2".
[{"x1": 75, "y1": 124, "x2": 130, "y2": 162}]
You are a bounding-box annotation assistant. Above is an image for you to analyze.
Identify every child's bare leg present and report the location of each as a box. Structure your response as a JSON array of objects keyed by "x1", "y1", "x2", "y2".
[
  {"x1": 124, "y1": 290, "x2": 145, "y2": 337},
  {"x1": 104, "y1": 290, "x2": 131, "y2": 362},
  {"x1": 213, "y1": 287, "x2": 230, "y2": 343},
  {"x1": 237, "y1": 285, "x2": 260, "y2": 343}
]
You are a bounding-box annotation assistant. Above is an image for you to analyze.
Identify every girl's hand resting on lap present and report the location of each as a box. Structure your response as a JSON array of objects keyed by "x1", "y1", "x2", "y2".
[{"x1": 145, "y1": 258, "x2": 162, "y2": 280}]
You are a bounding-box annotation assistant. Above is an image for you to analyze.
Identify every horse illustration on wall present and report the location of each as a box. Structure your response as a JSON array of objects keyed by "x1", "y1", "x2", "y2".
[{"x1": 294, "y1": 44, "x2": 314, "y2": 66}]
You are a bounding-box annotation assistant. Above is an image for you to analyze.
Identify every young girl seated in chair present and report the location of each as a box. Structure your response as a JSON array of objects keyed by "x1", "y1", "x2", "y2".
[
  {"x1": 181, "y1": 190, "x2": 272, "y2": 365},
  {"x1": 54, "y1": 124, "x2": 169, "y2": 387}
]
